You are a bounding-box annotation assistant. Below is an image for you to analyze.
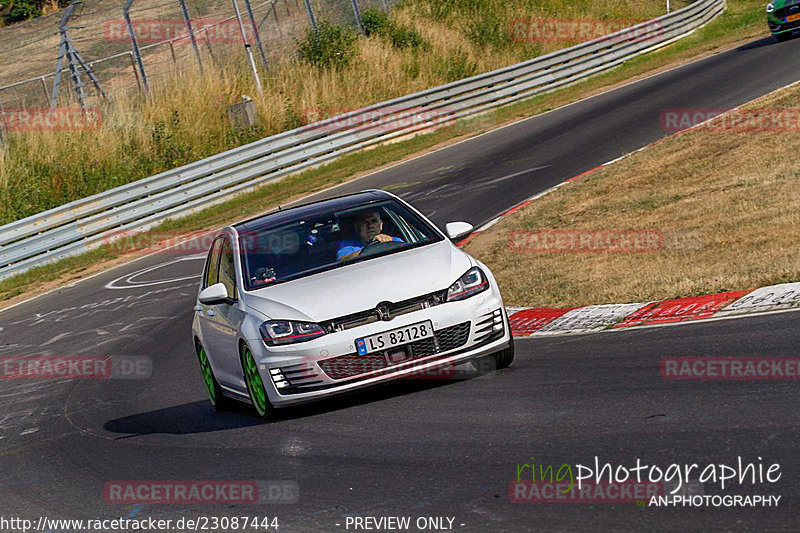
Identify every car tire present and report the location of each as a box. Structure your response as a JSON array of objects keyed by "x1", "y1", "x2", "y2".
[
  {"x1": 196, "y1": 342, "x2": 232, "y2": 412},
  {"x1": 240, "y1": 343, "x2": 276, "y2": 420},
  {"x1": 775, "y1": 32, "x2": 794, "y2": 42},
  {"x1": 493, "y1": 314, "x2": 515, "y2": 370}
]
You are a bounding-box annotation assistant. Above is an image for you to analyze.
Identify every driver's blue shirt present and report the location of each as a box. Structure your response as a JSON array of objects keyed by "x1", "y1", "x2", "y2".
[{"x1": 337, "y1": 237, "x2": 404, "y2": 260}]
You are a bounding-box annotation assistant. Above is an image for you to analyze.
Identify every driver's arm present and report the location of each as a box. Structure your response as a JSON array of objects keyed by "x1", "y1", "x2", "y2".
[
  {"x1": 337, "y1": 243, "x2": 363, "y2": 262},
  {"x1": 338, "y1": 250, "x2": 361, "y2": 261}
]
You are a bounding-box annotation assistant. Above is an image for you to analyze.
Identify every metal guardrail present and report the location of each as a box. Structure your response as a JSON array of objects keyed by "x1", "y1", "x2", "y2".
[{"x1": 0, "y1": 0, "x2": 726, "y2": 281}]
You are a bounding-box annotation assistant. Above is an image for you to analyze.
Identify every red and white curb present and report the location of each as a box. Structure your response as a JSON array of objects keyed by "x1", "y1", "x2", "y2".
[{"x1": 506, "y1": 282, "x2": 800, "y2": 338}]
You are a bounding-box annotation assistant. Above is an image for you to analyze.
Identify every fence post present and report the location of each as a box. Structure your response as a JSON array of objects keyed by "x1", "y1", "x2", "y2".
[
  {"x1": 231, "y1": 0, "x2": 263, "y2": 97},
  {"x1": 350, "y1": 0, "x2": 364, "y2": 34},
  {"x1": 271, "y1": 2, "x2": 283, "y2": 38},
  {"x1": 243, "y1": 0, "x2": 269, "y2": 68},
  {"x1": 0, "y1": 94, "x2": 5, "y2": 147},
  {"x1": 177, "y1": 0, "x2": 203, "y2": 72},
  {"x1": 50, "y1": 2, "x2": 74, "y2": 108},
  {"x1": 129, "y1": 51, "x2": 142, "y2": 91},
  {"x1": 201, "y1": 27, "x2": 217, "y2": 64},
  {"x1": 303, "y1": 0, "x2": 317, "y2": 32},
  {"x1": 123, "y1": 0, "x2": 149, "y2": 94},
  {"x1": 40, "y1": 77, "x2": 49, "y2": 103}
]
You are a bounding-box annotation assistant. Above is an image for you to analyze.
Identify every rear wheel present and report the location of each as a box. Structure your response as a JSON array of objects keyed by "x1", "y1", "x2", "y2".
[
  {"x1": 196, "y1": 343, "x2": 231, "y2": 411},
  {"x1": 241, "y1": 344, "x2": 275, "y2": 420}
]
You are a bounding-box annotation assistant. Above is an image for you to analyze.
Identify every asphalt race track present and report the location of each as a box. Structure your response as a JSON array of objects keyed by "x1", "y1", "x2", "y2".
[{"x1": 1, "y1": 36, "x2": 800, "y2": 532}]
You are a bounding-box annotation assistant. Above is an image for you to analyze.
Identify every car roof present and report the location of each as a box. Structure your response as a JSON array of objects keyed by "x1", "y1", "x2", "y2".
[{"x1": 233, "y1": 190, "x2": 395, "y2": 232}]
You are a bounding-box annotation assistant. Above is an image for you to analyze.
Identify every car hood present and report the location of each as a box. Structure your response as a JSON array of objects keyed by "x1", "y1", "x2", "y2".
[{"x1": 243, "y1": 240, "x2": 473, "y2": 322}]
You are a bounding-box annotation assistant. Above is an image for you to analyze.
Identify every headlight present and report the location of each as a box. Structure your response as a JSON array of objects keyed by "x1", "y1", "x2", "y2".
[
  {"x1": 446, "y1": 267, "x2": 490, "y2": 302},
  {"x1": 767, "y1": 2, "x2": 775, "y2": 13},
  {"x1": 260, "y1": 320, "x2": 326, "y2": 346}
]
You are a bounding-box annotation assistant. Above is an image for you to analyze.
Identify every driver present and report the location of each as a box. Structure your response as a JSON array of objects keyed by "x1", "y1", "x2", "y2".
[{"x1": 337, "y1": 209, "x2": 403, "y2": 261}]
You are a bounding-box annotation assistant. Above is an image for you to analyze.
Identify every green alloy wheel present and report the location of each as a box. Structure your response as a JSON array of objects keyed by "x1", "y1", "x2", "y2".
[{"x1": 241, "y1": 345, "x2": 275, "y2": 419}]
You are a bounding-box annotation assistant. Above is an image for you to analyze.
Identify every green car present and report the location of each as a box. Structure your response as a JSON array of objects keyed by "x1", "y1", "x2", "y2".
[{"x1": 767, "y1": 1, "x2": 800, "y2": 41}]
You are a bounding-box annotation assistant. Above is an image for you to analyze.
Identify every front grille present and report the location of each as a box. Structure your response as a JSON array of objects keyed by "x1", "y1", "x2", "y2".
[
  {"x1": 318, "y1": 351, "x2": 388, "y2": 380},
  {"x1": 774, "y1": 18, "x2": 800, "y2": 31},
  {"x1": 319, "y1": 321, "x2": 471, "y2": 380},
  {"x1": 321, "y1": 290, "x2": 447, "y2": 333}
]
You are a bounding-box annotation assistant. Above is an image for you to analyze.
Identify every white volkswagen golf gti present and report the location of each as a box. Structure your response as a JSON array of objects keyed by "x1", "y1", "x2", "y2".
[{"x1": 192, "y1": 190, "x2": 514, "y2": 418}]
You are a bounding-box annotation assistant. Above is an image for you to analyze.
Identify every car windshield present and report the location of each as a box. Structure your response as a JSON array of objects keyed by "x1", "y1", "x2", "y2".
[{"x1": 239, "y1": 199, "x2": 444, "y2": 290}]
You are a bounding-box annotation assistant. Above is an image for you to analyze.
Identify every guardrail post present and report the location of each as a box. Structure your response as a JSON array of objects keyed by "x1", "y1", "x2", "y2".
[{"x1": 123, "y1": 0, "x2": 149, "y2": 95}]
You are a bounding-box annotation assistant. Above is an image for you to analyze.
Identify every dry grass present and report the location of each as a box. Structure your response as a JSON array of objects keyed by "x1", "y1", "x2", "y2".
[
  {"x1": 464, "y1": 83, "x2": 800, "y2": 307},
  {"x1": 0, "y1": 0, "x2": 770, "y2": 303},
  {"x1": 0, "y1": 0, "x2": 695, "y2": 224}
]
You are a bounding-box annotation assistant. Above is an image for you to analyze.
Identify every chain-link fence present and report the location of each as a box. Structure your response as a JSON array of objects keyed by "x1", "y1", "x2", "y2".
[{"x1": 0, "y1": 0, "x2": 397, "y2": 111}]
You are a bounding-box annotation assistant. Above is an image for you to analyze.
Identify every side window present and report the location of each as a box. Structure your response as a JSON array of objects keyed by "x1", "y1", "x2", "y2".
[
  {"x1": 204, "y1": 238, "x2": 223, "y2": 289},
  {"x1": 218, "y1": 237, "x2": 238, "y2": 300}
]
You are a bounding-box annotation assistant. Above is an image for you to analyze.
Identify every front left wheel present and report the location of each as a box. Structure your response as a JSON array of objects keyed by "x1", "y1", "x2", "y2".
[
  {"x1": 241, "y1": 344, "x2": 276, "y2": 420},
  {"x1": 493, "y1": 313, "x2": 515, "y2": 369},
  {"x1": 196, "y1": 343, "x2": 232, "y2": 411}
]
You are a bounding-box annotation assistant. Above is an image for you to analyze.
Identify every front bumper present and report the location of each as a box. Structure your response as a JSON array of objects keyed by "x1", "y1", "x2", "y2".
[
  {"x1": 769, "y1": 12, "x2": 800, "y2": 34},
  {"x1": 249, "y1": 289, "x2": 510, "y2": 407}
]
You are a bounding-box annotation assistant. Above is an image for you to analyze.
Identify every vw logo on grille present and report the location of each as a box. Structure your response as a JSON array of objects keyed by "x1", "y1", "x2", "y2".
[{"x1": 376, "y1": 303, "x2": 392, "y2": 321}]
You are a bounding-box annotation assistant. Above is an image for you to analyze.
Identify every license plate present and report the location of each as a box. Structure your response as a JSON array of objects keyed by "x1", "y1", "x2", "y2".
[
  {"x1": 356, "y1": 320, "x2": 434, "y2": 355},
  {"x1": 787, "y1": 13, "x2": 800, "y2": 22}
]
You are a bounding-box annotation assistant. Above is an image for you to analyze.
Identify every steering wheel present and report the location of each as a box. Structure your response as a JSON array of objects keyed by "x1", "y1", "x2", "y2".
[{"x1": 359, "y1": 239, "x2": 405, "y2": 258}]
